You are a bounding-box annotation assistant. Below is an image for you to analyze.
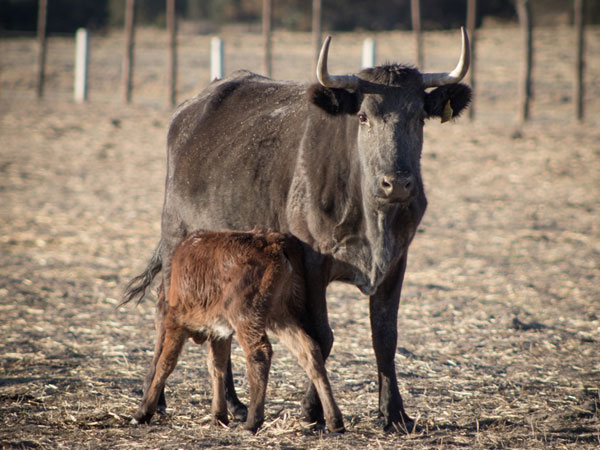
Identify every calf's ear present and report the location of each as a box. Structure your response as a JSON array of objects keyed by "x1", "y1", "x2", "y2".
[
  {"x1": 424, "y1": 83, "x2": 472, "y2": 122},
  {"x1": 307, "y1": 84, "x2": 360, "y2": 115}
]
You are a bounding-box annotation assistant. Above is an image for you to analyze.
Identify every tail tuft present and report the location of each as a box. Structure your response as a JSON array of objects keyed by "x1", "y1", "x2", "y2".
[{"x1": 119, "y1": 241, "x2": 163, "y2": 307}]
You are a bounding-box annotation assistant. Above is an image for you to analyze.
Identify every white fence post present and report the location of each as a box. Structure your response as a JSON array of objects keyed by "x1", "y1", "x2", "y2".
[
  {"x1": 362, "y1": 38, "x2": 376, "y2": 69},
  {"x1": 210, "y1": 37, "x2": 224, "y2": 81},
  {"x1": 74, "y1": 28, "x2": 89, "y2": 103}
]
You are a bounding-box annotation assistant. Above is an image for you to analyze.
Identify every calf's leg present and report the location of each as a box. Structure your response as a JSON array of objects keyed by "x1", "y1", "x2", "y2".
[
  {"x1": 207, "y1": 337, "x2": 232, "y2": 425},
  {"x1": 236, "y1": 329, "x2": 272, "y2": 433},
  {"x1": 225, "y1": 357, "x2": 248, "y2": 421},
  {"x1": 277, "y1": 324, "x2": 344, "y2": 433},
  {"x1": 132, "y1": 323, "x2": 186, "y2": 424}
]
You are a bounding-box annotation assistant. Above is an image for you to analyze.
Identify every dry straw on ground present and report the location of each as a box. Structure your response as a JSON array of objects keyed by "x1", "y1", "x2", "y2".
[{"x1": 1, "y1": 26, "x2": 599, "y2": 449}]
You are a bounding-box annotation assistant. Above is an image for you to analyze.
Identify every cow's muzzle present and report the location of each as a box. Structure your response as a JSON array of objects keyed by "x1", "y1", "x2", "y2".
[{"x1": 376, "y1": 173, "x2": 415, "y2": 204}]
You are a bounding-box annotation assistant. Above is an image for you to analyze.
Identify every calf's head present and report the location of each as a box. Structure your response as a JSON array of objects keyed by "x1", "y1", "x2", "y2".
[{"x1": 308, "y1": 28, "x2": 472, "y2": 209}]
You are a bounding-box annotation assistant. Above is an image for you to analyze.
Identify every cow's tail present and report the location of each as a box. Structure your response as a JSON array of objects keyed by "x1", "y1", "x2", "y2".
[{"x1": 119, "y1": 240, "x2": 163, "y2": 307}]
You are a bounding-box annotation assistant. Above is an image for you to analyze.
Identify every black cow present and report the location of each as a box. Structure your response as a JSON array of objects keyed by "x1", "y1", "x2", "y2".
[{"x1": 123, "y1": 29, "x2": 472, "y2": 432}]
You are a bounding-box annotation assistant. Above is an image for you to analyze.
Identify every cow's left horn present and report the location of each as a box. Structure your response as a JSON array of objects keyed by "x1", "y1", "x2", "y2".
[
  {"x1": 422, "y1": 27, "x2": 470, "y2": 88},
  {"x1": 317, "y1": 36, "x2": 360, "y2": 90}
]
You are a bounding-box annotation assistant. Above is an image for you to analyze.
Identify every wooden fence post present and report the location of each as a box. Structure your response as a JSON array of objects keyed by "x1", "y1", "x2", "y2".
[
  {"x1": 74, "y1": 28, "x2": 89, "y2": 103},
  {"x1": 167, "y1": 0, "x2": 177, "y2": 107},
  {"x1": 262, "y1": 0, "x2": 272, "y2": 77},
  {"x1": 466, "y1": 0, "x2": 477, "y2": 120},
  {"x1": 312, "y1": 0, "x2": 322, "y2": 78},
  {"x1": 36, "y1": 0, "x2": 48, "y2": 98},
  {"x1": 574, "y1": 0, "x2": 585, "y2": 121},
  {"x1": 362, "y1": 38, "x2": 376, "y2": 69},
  {"x1": 210, "y1": 37, "x2": 223, "y2": 81},
  {"x1": 411, "y1": 0, "x2": 423, "y2": 69},
  {"x1": 516, "y1": 0, "x2": 533, "y2": 123},
  {"x1": 122, "y1": 0, "x2": 136, "y2": 103}
]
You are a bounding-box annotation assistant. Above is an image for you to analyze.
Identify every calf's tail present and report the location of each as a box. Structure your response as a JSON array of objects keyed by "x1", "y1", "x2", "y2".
[{"x1": 119, "y1": 240, "x2": 163, "y2": 307}]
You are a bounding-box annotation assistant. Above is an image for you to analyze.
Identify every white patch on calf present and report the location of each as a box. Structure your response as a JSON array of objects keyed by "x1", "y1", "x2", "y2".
[{"x1": 190, "y1": 317, "x2": 234, "y2": 340}]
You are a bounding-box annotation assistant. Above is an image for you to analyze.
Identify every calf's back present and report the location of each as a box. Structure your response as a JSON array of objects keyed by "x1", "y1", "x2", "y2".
[{"x1": 167, "y1": 230, "x2": 305, "y2": 336}]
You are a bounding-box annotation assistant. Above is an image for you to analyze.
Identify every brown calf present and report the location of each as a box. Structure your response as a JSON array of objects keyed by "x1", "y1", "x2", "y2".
[{"x1": 129, "y1": 230, "x2": 344, "y2": 433}]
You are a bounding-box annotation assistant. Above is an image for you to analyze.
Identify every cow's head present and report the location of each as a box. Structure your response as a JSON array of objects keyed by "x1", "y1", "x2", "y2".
[{"x1": 308, "y1": 29, "x2": 472, "y2": 210}]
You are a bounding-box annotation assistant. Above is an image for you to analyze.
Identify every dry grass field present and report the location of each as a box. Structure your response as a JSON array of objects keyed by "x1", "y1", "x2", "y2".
[{"x1": 1, "y1": 25, "x2": 599, "y2": 448}]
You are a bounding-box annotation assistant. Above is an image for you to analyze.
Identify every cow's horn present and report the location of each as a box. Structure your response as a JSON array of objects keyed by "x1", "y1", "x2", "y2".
[
  {"x1": 422, "y1": 27, "x2": 470, "y2": 88},
  {"x1": 317, "y1": 36, "x2": 360, "y2": 90}
]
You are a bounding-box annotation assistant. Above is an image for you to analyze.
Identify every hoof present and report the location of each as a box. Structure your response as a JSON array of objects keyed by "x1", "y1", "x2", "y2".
[
  {"x1": 156, "y1": 405, "x2": 167, "y2": 416},
  {"x1": 383, "y1": 417, "x2": 417, "y2": 434},
  {"x1": 303, "y1": 421, "x2": 327, "y2": 434},
  {"x1": 212, "y1": 413, "x2": 229, "y2": 427},
  {"x1": 326, "y1": 417, "x2": 345, "y2": 434},
  {"x1": 131, "y1": 413, "x2": 151, "y2": 425},
  {"x1": 301, "y1": 398, "x2": 325, "y2": 425},
  {"x1": 227, "y1": 400, "x2": 248, "y2": 422},
  {"x1": 243, "y1": 418, "x2": 263, "y2": 434},
  {"x1": 242, "y1": 424, "x2": 259, "y2": 434}
]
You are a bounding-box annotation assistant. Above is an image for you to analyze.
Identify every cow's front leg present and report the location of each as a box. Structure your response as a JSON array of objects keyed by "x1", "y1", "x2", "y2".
[
  {"x1": 369, "y1": 255, "x2": 414, "y2": 433},
  {"x1": 300, "y1": 324, "x2": 332, "y2": 427},
  {"x1": 300, "y1": 261, "x2": 332, "y2": 426}
]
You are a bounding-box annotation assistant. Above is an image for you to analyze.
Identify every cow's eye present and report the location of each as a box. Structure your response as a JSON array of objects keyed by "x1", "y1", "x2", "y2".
[{"x1": 358, "y1": 113, "x2": 368, "y2": 124}]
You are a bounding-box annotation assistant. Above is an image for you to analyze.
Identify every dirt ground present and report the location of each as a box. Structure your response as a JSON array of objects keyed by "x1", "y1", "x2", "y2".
[{"x1": 1, "y1": 26, "x2": 599, "y2": 449}]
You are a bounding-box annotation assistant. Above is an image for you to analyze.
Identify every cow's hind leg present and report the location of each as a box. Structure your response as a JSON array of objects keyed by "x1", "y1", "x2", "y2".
[
  {"x1": 142, "y1": 285, "x2": 169, "y2": 415},
  {"x1": 153, "y1": 220, "x2": 185, "y2": 414},
  {"x1": 277, "y1": 324, "x2": 344, "y2": 433},
  {"x1": 133, "y1": 322, "x2": 186, "y2": 424},
  {"x1": 207, "y1": 337, "x2": 232, "y2": 425}
]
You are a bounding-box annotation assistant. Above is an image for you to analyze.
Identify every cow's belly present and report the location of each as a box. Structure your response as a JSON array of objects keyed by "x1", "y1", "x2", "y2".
[
  {"x1": 162, "y1": 184, "x2": 290, "y2": 248},
  {"x1": 183, "y1": 194, "x2": 286, "y2": 233}
]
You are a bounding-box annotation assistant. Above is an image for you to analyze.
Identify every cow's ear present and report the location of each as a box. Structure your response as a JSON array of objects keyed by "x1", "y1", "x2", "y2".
[
  {"x1": 424, "y1": 83, "x2": 472, "y2": 121},
  {"x1": 307, "y1": 84, "x2": 360, "y2": 115}
]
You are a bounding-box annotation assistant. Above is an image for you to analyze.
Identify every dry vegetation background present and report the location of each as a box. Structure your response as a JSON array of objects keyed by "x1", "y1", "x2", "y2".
[{"x1": 1, "y1": 25, "x2": 599, "y2": 449}]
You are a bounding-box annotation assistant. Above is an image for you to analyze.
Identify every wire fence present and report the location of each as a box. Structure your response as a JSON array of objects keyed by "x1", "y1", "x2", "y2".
[{"x1": 2, "y1": 16, "x2": 598, "y2": 124}]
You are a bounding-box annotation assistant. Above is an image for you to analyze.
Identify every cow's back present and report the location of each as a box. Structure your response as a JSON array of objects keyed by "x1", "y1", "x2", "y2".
[{"x1": 164, "y1": 71, "x2": 308, "y2": 233}]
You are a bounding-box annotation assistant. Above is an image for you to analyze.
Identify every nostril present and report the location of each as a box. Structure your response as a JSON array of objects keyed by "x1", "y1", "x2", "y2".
[
  {"x1": 378, "y1": 174, "x2": 415, "y2": 201},
  {"x1": 381, "y1": 177, "x2": 395, "y2": 195}
]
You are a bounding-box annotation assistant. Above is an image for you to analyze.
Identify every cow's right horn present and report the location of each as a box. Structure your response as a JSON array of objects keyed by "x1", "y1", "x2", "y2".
[
  {"x1": 317, "y1": 36, "x2": 360, "y2": 90},
  {"x1": 421, "y1": 27, "x2": 470, "y2": 88}
]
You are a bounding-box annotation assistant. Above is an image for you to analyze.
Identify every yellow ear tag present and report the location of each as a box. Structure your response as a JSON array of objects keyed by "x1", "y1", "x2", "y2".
[{"x1": 441, "y1": 100, "x2": 453, "y2": 123}]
